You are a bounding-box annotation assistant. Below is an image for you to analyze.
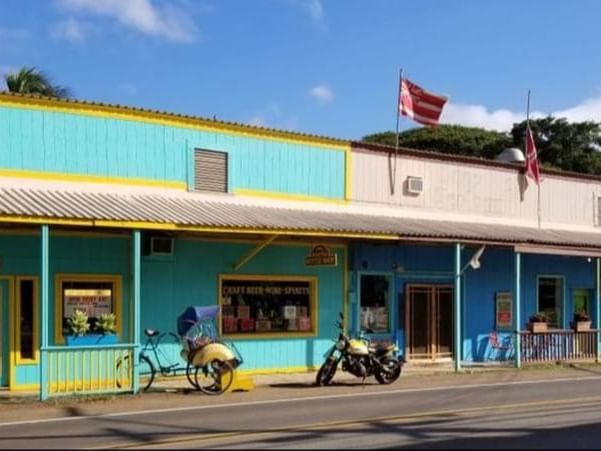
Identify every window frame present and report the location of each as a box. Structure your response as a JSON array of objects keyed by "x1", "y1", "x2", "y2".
[
  {"x1": 536, "y1": 275, "x2": 566, "y2": 329},
  {"x1": 15, "y1": 276, "x2": 39, "y2": 365},
  {"x1": 54, "y1": 274, "x2": 123, "y2": 345},
  {"x1": 357, "y1": 271, "x2": 394, "y2": 334}
]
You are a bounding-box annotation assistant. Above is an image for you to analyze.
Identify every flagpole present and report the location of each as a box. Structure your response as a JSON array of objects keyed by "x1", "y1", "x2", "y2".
[
  {"x1": 526, "y1": 90, "x2": 541, "y2": 228},
  {"x1": 391, "y1": 68, "x2": 403, "y2": 195}
]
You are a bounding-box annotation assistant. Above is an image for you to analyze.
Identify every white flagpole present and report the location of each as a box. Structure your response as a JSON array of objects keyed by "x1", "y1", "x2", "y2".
[{"x1": 391, "y1": 68, "x2": 403, "y2": 195}]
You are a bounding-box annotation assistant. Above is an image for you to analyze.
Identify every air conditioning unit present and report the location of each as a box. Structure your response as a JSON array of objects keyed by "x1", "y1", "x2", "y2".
[
  {"x1": 406, "y1": 176, "x2": 424, "y2": 195},
  {"x1": 150, "y1": 236, "x2": 174, "y2": 256}
]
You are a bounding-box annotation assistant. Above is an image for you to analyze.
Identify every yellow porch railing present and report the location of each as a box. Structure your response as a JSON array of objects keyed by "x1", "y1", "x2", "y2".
[{"x1": 44, "y1": 344, "x2": 135, "y2": 396}]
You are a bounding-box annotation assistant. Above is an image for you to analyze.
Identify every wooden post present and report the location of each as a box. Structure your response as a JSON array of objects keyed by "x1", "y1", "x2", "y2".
[
  {"x1": 514, "y1": 252, "x2": 522, "y2": 368},
  {"x1": 40, "y1": 225, "x2": 49, "y2": 400},
  {"x1": 132, "y1": 230, "x2": 141, "y2": 394},
  {"x1": 454, "y1": 243, "x2": 462, "y2": 372}
]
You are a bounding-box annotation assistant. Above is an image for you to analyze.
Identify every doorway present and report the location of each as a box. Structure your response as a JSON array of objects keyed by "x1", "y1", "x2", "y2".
[{"x1": 405, "y1": 284, "x2": 453, "y2": 360}]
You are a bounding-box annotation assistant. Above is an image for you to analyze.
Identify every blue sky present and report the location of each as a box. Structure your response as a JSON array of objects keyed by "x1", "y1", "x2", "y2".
[{"x1": 1, "y1": 0, "x2": 600, "y2": 139}]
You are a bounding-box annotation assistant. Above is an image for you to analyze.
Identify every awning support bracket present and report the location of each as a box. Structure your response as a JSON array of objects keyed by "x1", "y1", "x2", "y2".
[{"x1": 232, "y1": 235, "x2": 279, "y2": 271}]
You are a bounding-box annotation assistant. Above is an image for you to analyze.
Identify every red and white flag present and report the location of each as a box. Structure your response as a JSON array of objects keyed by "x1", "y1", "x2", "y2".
[
  {"x1": 525, "y1": 127, "x2": 542, "y2": 184},
  {"x1": 399, "y1": 77, "x2": 448, "y2": 127}
]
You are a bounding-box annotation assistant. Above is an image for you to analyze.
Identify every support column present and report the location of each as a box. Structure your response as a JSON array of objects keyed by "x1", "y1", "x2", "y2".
[
  {"x1": 514, "y1": 252, "x2": 521, "y2": 369},
  {"x1": 454, "y1": 243, "x2": 461, "y2": 372},
  {"x1": 595, "y1": 257, "x2": 601, "y2": 362},
  {"x1": 132, "y1": 230, "x2": 141, "y2": 394},
  {"x1": 40, "y1": 225, "x2": 49, "y2": 401}
]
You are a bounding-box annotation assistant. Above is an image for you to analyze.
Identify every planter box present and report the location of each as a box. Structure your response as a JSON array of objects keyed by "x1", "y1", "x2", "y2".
[
  {"x1": 528, "y1": 322, "x2": 548, "y2": 333},
  {"x1": 571, "y1": 321, "x2": 591, "y2": 332},
  {"x1": 66, "y1": 334, "x2": 118, "y2": 346}
]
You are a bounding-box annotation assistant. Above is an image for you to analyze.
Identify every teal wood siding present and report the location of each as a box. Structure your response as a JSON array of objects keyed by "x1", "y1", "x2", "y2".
[
  {"x1": 0, "y1": 106, "x2": 345, "y2": 199},
  {"x1": 141, "y1": 239, "x2": 345, "y2": 371},
  {"x1": 0, "y1": 233, "x2": 130, "y2": 387}
]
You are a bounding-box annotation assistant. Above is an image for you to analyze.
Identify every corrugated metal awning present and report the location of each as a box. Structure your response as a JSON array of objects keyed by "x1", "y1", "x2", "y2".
[{"x1": 1, "y1": 186, "x2": 601, "y2": 250}]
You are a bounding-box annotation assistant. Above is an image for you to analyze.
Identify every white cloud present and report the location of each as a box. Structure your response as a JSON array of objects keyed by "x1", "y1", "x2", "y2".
[
  {"x1": 289, "y1": 0, "x2": 325, "y2": 28},
  {"x1": 50, "y1": 18, "x2": 87, "y2": 43},
  {"x1": 247, "y1": 103, "x2": 298, "y2": 130},
  {"x1": 309, "y1": 84, "x2": 334, "y2": 104},
  {"x1": 248, "y1": 116, "x2": 266, "y2": 127},
  {"x1": 440, "y1": 94, "x2": 601, "y2": 131},
  {"x1": 118, "y1": 83, "x2": 138, "y2": 96},
  {"x1": 305, "y1": 0, "x2": 324, "y2": 24},
  {"x1": 55, "y1": 0, "x2": 197, "y2": 43}
]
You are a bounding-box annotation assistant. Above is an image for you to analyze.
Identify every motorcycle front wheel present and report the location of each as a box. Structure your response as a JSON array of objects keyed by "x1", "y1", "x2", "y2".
[
  {"x1": 374, "y1": 356, "x2": 401, "y2": 385},
  {"x1": 315, "y1": 359, "x2": 337, "y2": 386}
]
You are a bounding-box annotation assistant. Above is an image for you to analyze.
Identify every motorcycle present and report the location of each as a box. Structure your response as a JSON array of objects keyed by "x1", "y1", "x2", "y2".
[{"x1": 315, "y1": 312, "x2": 404, "y2": 386}]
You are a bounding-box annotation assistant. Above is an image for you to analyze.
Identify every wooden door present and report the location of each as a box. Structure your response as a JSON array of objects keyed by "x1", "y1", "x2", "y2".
[{"x1": 406, "y1": 284, "x2": 453, "y2": 360}]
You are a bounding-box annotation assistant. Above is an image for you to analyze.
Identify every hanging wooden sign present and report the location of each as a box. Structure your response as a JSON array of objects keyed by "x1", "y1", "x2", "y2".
[{"x1": 304, "y1": 245, "x2": 337, "y2": 267}]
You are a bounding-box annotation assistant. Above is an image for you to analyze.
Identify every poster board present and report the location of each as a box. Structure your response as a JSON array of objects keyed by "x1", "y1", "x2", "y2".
[
  {"x1": 495, "y1": 291, "x2": 513, "y2": 331},
  {"x1": 64, "y1": 288, "x2": 112, "y2": 319}
]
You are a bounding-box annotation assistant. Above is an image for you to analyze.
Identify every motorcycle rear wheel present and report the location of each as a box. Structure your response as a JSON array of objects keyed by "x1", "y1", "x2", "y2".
[
  {"x1": 374, "y1": 357, "x2": 401, "y2": 385},
  {"x1": 315, "y1": 359, "x2": 337, "y2": 386}
]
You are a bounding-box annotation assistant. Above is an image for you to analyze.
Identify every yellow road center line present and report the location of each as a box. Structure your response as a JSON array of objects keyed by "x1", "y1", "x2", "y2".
[{"x1": 98, "y1": 394, "x2": 601, "y2": 449}]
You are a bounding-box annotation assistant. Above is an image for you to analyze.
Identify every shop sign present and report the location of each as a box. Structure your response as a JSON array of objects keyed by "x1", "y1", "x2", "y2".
[
  {"x1": 496, "y1": 291, "x2": 513, "y2": 330},
  {"x1": 64, "y1": 288, "x2": 112, "y2": 318},
  {"x1": 304, "y1": 245, "x2": 337, "y2": 267}
]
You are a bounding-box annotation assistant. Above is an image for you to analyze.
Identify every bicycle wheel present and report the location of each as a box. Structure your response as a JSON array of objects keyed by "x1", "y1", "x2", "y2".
[
  {"x1": 194, "y1": 359, "x2": 234, "y2": 395},
  {"x1": 116, "y1": 354, "x2": 155, "y2": 392},
  {"x1": 186, "y1": 361, "x2": 200, "y2": 390}
]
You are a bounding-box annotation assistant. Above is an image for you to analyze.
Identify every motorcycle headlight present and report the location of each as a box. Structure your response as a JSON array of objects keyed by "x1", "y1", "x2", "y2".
[{"x1": 335, "y1": 340, "x2": 346, "y2": 351}]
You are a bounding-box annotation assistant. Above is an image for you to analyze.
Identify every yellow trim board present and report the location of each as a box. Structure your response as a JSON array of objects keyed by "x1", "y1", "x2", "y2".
[
  {"x1": 0, "y1": 168, "x2": 186, "y2": 191},
  {"x1": 345, "y1": 146, "x2": 353, "y2": 201},
  {"x1": 54, "y1": 274, "x2": 123, "y2": 345},
  {"x1": 233, "y1": 189, "x2": 347, "y2": 205},
  {"x1": 0, "y1": 215, "x2": 400, "y2": 240},
  {"x1": 0, "y1": 94, "x2": 348, "y2": 151}
]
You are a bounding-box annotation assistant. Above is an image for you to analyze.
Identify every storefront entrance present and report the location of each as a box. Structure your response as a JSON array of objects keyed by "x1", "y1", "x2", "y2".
[{"x1": 405, "y1": 284, "x2": 453, "y2": 360}]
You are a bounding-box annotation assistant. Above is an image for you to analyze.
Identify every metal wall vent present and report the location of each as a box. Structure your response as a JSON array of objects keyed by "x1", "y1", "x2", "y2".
[
  {"x1": 406, "y1": 176, "x2": 424, "y2": 195},
  {"x1": 194, "y1": 149, "x2": 228, "y2": 193}
]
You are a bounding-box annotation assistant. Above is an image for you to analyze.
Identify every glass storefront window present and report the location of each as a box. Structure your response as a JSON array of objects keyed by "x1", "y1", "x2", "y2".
[
  {"x1": 538, "y1": 276, "x2": 563, "y2": 328},
  {"x1": 220, "y1": 276, "x2": 316, "y2": 335},
  {"x1": 360, "y1": 274, "x2": 391, "y2": 333},
  {"x1": 61, "y1": 280, "x2": 115, "y2": 337}
]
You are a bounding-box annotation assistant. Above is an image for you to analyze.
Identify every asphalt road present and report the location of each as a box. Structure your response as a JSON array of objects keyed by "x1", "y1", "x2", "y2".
[{"x1": 2, "y1": 375, "x2": 601, "y2": 449}]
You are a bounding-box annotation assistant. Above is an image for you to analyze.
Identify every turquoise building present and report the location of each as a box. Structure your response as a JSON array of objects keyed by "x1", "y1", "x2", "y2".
[{"x1": 1, "y1": 92, "x2": 601, "y2": 399}]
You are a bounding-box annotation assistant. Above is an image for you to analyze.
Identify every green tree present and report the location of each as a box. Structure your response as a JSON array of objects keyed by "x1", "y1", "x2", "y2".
[
  {"x1": 362, "y1": 118, "x2": 601, "y2": 174},
  {"x1": 3, "y1": 66, "x2": 70, "y2": 98},
  {"x1": 510, "y1": 117, "x2": 601, "y2": 174},
  {"x1": 362, "y1": 125, "x2": 511, "y2": 159}
]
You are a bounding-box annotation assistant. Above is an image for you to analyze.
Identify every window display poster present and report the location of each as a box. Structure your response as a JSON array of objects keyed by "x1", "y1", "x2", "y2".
[
  {"x1": 64, "y1": 288, "x2": 112, "y2": 319},
  {"x1": 496, "y1": 291, "x2": 513, "y2": 330}
]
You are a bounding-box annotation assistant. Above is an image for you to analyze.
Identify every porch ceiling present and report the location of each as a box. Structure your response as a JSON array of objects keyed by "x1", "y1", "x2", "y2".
[{"x1": 1, "y1": 184, "x2": 601, "y2": 250}]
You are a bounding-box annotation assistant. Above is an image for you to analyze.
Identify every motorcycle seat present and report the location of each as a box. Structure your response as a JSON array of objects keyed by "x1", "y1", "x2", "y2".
[{"x1": 369, "y1": 344, "x2": 396, "y2": 354}]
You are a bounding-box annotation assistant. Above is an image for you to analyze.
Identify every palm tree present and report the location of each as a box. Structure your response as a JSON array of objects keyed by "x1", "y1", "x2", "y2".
[{"x1": 3, "y1": 67, "x2": 71, "y2": 98}]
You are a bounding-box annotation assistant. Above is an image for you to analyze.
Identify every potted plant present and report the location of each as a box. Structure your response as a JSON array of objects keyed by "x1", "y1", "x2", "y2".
[
  {"x1": 528, "y1": 312, "x2": 549, "y2": 333},
  {"x1": 571, "y1": 311, "x2": 591, "y2": 332},
  {"x1": 65, "y1": 310, "x2": 117, "y2": 346},
  {"x1": 96, "y1": 312, "x2": 117, "y2": 335}
]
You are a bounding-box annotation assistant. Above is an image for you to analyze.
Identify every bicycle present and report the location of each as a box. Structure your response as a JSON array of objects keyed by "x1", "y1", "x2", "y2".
[{"x1": 116, "y1": 328, "x2": 197, "y2": 392}]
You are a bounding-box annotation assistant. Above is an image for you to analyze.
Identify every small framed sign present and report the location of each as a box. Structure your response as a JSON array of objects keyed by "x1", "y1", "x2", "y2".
[{"x1": 496, "y1": 291, "x2": 513, "y2": 331}]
